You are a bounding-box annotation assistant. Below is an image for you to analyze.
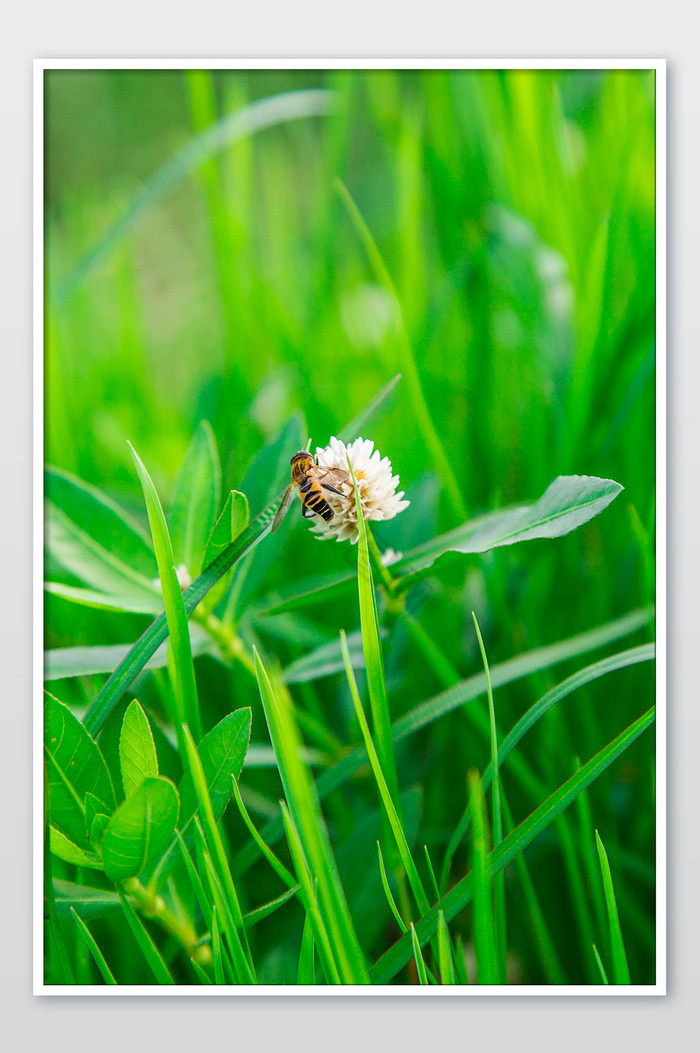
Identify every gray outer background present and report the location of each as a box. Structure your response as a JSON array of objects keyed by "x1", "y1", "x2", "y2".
[{"x1": 3, "y1": 6, "x2": 696, "y2": 1051}]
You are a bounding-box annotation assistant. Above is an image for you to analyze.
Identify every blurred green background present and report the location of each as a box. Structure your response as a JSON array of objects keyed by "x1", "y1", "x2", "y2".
[{"x1": 44, "y1": 67, "x2": 656, "y2": 984}]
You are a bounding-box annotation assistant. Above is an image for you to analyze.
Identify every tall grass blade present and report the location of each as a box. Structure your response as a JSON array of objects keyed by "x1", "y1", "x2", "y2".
[
  {"x1": 69, "y1": 908, "x2": 117, "y2": 984},
  {"x1": 368, "y1": 706, "x2": 654, "y2": 983},
  {"x1": 348, "y1": 460, "x2": 400, "y2": 808},
  {"x1": 437, "y1": 911, "x2": 456, "y2": 985},
  {"x1": 473, "y1": 612, "x2": 506, "y2": 983},
  {"x1": 377, "y1": 841, "x2": 408, "y2": 934},
  {"x1": 129, "y1": 442, "x2": 202, "y2": 748},
  {"x1": 410, "y1": 924, "x2": 430, "y2": 985},
  {"x1": 181, "y1": 725, "x2": 255, "y2": 982},
  {"x1": 280, "y1": 803, "x2": 340, "y2": 985},
  {"x1": 234, "y1": 612, "x2": 653, "y2": 878},
  {"x1": 340, "y1": 631, "x2": 429, "y2": 915},
  {"x1": 118, "y1": 890, "x2": 174, "y2": 984},
  {"x1": 468, "y1": 770, "x2": 499, "y2": 984},
  {"x1": 254, "y1": 649, "x2": 368, "y2": 984},
  {"x1": 595, "y1": 830, "x2": 632, "y2": 984}
]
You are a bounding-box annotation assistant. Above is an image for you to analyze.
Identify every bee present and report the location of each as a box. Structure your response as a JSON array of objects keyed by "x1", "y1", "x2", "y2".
[{"x1": 272, "y1": 451, "x2": 350, "y2": 533}]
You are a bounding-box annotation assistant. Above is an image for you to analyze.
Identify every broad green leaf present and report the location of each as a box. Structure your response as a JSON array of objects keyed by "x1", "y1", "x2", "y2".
[
  {"x1": 203, "y1": 489, "x2": 249, "y2": 570},
  {"x1": 54, "y1": 880, "x2": 120, "y2": 920},
  {"x1": 368, "y1": 706, "x2": 655, "y2": 984},
  {"x1": 392, "y1": 475, "x2": 624, "y2": 589},
  {"x1": 119, "y1": 700, "x2": 159, "y2": 798},
  {"x1": 50, "y1": 826, "x2": 103, "y2": 870},
  {"x1": 44, "y1": 693, "x2": 115, "y2": 849},
  {"x1": 83, "y1": 377, "x2": 402, "y2": 736},
  {"x1": 45, "y1": 581, "x2": 163, "y2": 615},
  {"x1": 45, "y1": 466, "x2": 156, "y2": 579},
  {"x1": 45, "y1": 498, "x2": 159, "y2": 601},
  {"x1": 102, "y1": 776, "x2": 180, "y2": 883},
  {"x1": 179, "y1": 708, "x2": 252, "y2": 823},
  {"x1": 169, "y1": 421, "x2": 221, "y2": 575},
  {"x1": 130, "y1": 441, "x2": 202, "y2": 746},
  {"x1": 45, "y1": 623, "x2": 214, "y2": 681}
]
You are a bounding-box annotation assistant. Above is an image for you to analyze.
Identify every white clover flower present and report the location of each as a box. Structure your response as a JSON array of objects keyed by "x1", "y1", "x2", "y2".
[{"x1": 311, "y1": 436, "x2": 409, "y2": 544}]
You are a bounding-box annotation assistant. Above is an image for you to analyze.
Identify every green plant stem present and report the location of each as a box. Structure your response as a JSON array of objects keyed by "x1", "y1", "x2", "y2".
[{"x1": 125, "y1": 878, "x2": 199, "y2": 958}]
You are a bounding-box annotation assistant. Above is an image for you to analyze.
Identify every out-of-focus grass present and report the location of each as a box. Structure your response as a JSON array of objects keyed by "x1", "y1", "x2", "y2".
[{"x1": 44, "y1": 67, "x2": 656, "y2": 985}]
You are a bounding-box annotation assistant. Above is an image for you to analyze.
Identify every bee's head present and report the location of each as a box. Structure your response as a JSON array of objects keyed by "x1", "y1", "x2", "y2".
[{"x1": 290, "y1": 450, "x2": 313, "y2": 466}]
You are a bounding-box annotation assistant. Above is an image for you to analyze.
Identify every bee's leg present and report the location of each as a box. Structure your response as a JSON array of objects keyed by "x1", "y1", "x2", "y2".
[{"x1": 321, "y1": 483, "x2": 344, "y2": 496}]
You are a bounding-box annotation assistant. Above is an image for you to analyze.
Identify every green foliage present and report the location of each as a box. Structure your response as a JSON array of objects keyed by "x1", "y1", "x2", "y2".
[{"x1": 44, "y1": 67, "x2": 656, "y2": 988}]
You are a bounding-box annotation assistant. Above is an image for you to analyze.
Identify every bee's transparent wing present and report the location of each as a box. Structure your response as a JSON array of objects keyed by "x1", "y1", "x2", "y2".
[
  {"x1": 315, "y1": 466, "x2": 350, "y2": 486},
  {"x1": 271, "y1": 484, "x2": 295, "y2": 534}
]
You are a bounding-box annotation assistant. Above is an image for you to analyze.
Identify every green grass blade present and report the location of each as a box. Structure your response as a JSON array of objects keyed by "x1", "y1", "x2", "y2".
[
  {"x1": 210, "y1": 905, "x2": 225, "y2": 985},
  {"x1": 340, "y1": 630, "x2": 430, "y2": 915},
  {"x1": 336, "y1": 178, "x2": 466, "y2": 523},
  {"x1": 377, "y1": 841, "x2": 408, "y2": 934},
  {"x1": 175, "y1": 830, "x2": 212, "y2": 930},
  {"x1": 437, "y1": 911, "x2": 456, "y2": 985},
  {"x1": 129, "y1": 441, "x2": 202, "y2": 748},
  {"x1": 69, "y1": 907, "x2": 117, "y2": 984},
  {"x1": 280, "y1": 803, "x2": 341, "y2": 985},
  {"x1": 348, "y1": 459, "x2": 400, "y2": 808},
  {"x1": 118, "y1": 890, "x2": 174, "y2": 984},
  {"x1": 410, "y1": 924, "x2": 430, "y2": 985},
  {"x1": 190, "y1": 957, "x2": 212, "y2": 985},
  {"x1": 595, "y1": 830, "x2": 632, "y2": 984},
  {"x1": 592, "y1": 943, "x2": 610, "y2": 984},
  {"x1": 481, "y1": 644, "x2": 654, "y2": 792},
  {"x1": 500, "y1": 786, "x2": 566, "y2": 984},
  {"x1": 297, "y1": 914, "x2": 316, "y2": 985},
  {"x1": 235, "y1": 611, "x2": 653, "y2": 878},
  {"x1": 468, "y1": 769, "x2": 499, "y2": 984},
  {"x1": 230, "y1": 775, "x2": 296, "y2": 888},
  {"x1": 181, "y1": 725, "x2": 255, "y2": 982},
  {"x1": 254, "y1": 648, "x2": 368, "y2": 984},
  {"x1": 473, "y1": 612, "x2": 506, "y2": 983},
  {"x1": 368, "y1": 706, "x2": 655, "y2": 984},
  {"x1": 423, "y1": 845, "x2": 440, "y2": 904},
  {"x1": 244, "y1": 886, "x2": 301, "y2": 929},
  {"x1": 336, "y1": 373, "x2": 402, "y2": 444}
]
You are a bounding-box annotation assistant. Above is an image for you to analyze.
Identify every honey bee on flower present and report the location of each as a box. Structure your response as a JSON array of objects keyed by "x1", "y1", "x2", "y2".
[{"x1": 272, "y1": 436, "x2": 409, "y2": 544}]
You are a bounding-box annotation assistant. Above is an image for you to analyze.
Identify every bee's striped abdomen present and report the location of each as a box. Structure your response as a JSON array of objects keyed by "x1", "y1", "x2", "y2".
[{"x1": 299, "y1": 479, "x2": 335, "y2": 522}]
